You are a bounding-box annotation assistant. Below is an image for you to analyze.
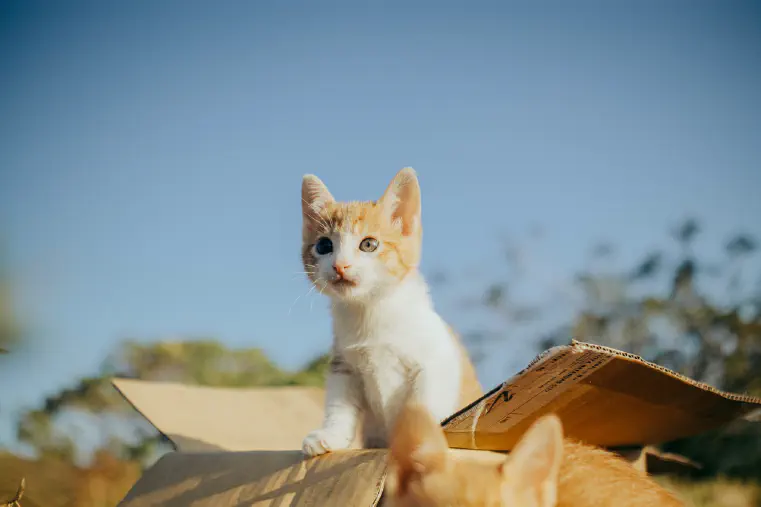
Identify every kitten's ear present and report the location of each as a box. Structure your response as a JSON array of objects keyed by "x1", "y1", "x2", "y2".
[
  {"x1": 386, "y1": 404, "x2": 449, "y2": 497},
  {"x1": 500, "y1": 414, "x2": 563, "y2": 507},
  {"x1": 302, "y1": 174, "x2": 335, "y2": 231},
  {"x1": 378, "y1": 167, "x2": 421, "y2": 236}
]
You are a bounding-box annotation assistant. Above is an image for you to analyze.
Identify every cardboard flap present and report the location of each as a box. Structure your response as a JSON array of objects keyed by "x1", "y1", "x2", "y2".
[
  {"x1": 113, "y1": 379, "x2": 332, "y2": 452},
  {"x1": 443, "y1": 341, "x2": 761, "y2": 451},
  {"x1": 118, "y1": 450, "x2": 387, "y2": 507}
]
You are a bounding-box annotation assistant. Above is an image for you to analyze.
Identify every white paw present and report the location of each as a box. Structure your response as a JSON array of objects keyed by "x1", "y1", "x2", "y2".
[{"x1": 302, "y1": 428, "x2": 352, "y2": 457}]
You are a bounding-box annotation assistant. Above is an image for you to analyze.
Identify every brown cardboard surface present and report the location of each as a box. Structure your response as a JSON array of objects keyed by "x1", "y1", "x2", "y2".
[
  {"x1": 443, "y1": 341, "x2": 761, "y2": 450},
  {"x1": 112, "y1": 379, "x2": 362, "y2": 452},
  {"x1": 118, "y1": 448, "x2": 507, "y2": 507},
  {"x1": 115, "y1": 340, "x2": 761, "y2": 506},
  {"x1": 118, "y1": 450, "x2": 387, "y2": 507}
]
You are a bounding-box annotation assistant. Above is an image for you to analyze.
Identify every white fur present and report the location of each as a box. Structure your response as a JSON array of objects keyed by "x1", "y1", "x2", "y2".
[
  {"x1": 301, "y1": 169, "x2": 460, "y2": 457},
  {"x1": 302, "y1": 252, "x2": 461, "y2": 456}
]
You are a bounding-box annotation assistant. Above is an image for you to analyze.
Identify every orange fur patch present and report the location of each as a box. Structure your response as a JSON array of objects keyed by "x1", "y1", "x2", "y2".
[{"x1": 386, "y1": 406, "x2": 685, "y2": 507}]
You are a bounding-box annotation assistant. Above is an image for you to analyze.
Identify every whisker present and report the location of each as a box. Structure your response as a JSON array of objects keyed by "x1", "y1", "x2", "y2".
[
  {"x1": 289, "y1": 279, "x2": 323, "y2": 314},
  {"x1": 305, "y1": 283, "x2": 318, "y2": 312},
  {"x1": 288, "y1": 287, "x2": 310, "y2": 315}
]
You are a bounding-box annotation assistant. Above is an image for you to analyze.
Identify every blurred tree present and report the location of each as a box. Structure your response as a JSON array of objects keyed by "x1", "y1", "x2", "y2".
[
  {"x1": 463, "y1": 219, "x2": 761, "y2": 478},
  {"x1": 0, "y1": 267, "x2": 20, "y2": 354},
  {"x1": 16, "y1": 339, "x2": 330, "y2": 465}
]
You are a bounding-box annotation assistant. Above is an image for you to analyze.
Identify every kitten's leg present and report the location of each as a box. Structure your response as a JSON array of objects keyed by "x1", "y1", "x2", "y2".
[
  {"x1": 361, "y1": 350, "x2": 411, "y2": 448},
  {"x1": 302, "y1": 366, "x2": 361, "y2": 457},
  {"x1": 408, "y1": 359, "x2": 461, "y2": 425},
  {"x1": 361, "y1": 411, "x2": 388, "y2": 449}
]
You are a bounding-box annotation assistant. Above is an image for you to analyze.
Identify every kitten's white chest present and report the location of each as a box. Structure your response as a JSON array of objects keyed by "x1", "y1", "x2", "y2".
[
  {"x1": 329, "y1": 275, "x2": 461, "y2": 431},
  {"x1": 331, "y1": 275, "x2": 446, "y2": 363}
]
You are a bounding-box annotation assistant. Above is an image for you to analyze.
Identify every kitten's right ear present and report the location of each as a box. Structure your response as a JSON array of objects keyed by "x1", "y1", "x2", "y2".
[
  {"x1": 386, "y1": 404, "x2": 449, "y2": 497},
  {"x1": 378, "y1": 167, "x2": 421, "y2": 237},
  {"x1": 301, "y1": 174, "x2": 334, "y2": 231},
  {"x1": 501, "y1": 414, "x2": 563, "y2": 507}
]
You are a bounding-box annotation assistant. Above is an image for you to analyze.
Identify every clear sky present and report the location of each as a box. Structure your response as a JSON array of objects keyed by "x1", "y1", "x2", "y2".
[{"x1": 1, "y1": 1, "x2": 760, "y2": 450}]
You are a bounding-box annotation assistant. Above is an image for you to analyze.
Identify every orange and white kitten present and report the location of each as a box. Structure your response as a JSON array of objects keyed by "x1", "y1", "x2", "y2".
[
  {"x1": 300, "y1": 168, "x2": 482, "y2": 456},
  {"x1": 386, "y1": 404, "x2": 685, "y2": 507}
]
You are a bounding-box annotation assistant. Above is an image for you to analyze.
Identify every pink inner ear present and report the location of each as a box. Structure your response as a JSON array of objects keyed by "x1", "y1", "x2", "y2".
[
  {"x1": 379, "y1": 168, "x2": 421, "y2": 236},
  {"x1": 394, "y1": 200, "x2": 418, "y2": 236},
  {"x1": 390, "y1": 189, "x2": 420, "y2": 236}
]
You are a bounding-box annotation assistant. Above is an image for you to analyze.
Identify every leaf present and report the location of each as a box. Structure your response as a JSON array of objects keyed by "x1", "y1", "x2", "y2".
[
  {"x1": 631, "y1": 252, "x2": 662, "y2": 280},
  {"x1": 726, "y1": 235, "x2": 757, "y2": 258},
  {"x1": 671, "y1": 259, "x2": 696, "y2": 297},
  {"x1": 483, "y1": 284, "x2": 506, "y2": 307},
  {"x1": 591, "y1": 242, "x2": 615, "y2": 259},
  {"x1": 672, "y1": 218, "x2": 700, "y2": 245}
]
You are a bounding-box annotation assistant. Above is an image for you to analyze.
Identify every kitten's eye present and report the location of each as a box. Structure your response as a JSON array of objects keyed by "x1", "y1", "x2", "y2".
[
  {"x1": 359, "y1": 237, "x2": 379, "y2": 252},
  {"x1": 315, "y1": 237, "x2": 333, "y2": 255}
]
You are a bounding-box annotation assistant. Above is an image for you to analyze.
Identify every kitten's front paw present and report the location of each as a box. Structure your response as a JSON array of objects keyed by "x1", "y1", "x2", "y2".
[{"x1": 302, "y1": 428, "x2": 352, "y2": 457}]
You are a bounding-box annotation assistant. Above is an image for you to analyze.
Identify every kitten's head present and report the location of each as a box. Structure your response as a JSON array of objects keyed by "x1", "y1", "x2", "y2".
[
  {"x1": 301, "y1": 168, "x2": 422, "y2": 301},
  {"x1": 385, "y1": 404, "x2": 563, "y2": 507}
]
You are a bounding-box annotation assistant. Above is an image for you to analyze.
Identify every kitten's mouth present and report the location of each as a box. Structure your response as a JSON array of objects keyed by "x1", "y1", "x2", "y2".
[{"x1": 330, "y1": 277, "x2": 358, "y2": 289}]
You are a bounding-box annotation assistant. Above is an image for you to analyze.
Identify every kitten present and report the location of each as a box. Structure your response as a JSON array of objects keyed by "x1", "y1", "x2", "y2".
[
  {"x1": 386, "y1": 404, "x2": 685, "y2": 507},
  {"x1": 300, "y1": 168, "x2": 483, "y2": 456}
]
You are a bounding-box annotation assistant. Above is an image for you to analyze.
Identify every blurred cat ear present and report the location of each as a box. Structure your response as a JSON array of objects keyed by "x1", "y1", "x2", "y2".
[
  {"x1": 386, "y1": 403, "x2": 449, "y2": 497},
  {"x1": 302, "y1": 174, "x2": 334, "y2": 231},
  {"x1": 379, "y1": 167, "x2": 421, "y2": 236},
  {"x1": 500, "y1": 414, "x2": 563, "y2": 507}
]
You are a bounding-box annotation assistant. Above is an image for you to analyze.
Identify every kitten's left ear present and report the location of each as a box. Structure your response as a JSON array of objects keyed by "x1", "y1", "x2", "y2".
[
  {"x1": 500, "y1": 414, "x2": 563, "y2": 507},
  {"x1": 379, "y1": 167, "x2": 421, "y2": 236},
  {"x1": 302, "y1": 174, "x2": 335, "y2": 232}
]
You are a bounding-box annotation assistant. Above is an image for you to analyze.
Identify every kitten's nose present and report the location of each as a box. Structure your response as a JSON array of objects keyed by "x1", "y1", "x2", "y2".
[{"x1": 333, "y1": 262, "x2": 351, "y2": 277}]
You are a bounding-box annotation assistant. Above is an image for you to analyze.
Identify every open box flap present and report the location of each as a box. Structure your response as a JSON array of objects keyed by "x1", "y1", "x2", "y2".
[
  {"x1": 443, "y1": 341, "x2": 761, "y2": 450},
  {"x1": 112, "y1": 378, "x2": 365, "y2": 452},
  {"x1": 118, "y1": 449, "x2": 387, "y2": 507},
  {"x1": 113, "y1": 340, "x2": 761, "y2": 506},
  {"x1": 118, "y1": 448, "x2": 507, "y2": 507}
]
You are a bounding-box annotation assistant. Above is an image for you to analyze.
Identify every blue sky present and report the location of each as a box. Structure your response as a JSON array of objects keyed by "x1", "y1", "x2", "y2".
[{"x1": 1, "y1": 0, "x2": 760, "y2": 450}]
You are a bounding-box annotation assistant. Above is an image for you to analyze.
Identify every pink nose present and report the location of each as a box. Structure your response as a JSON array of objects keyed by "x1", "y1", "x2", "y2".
[{"x1": 333, "y1": 263, "x2": 351, "y2": 277}]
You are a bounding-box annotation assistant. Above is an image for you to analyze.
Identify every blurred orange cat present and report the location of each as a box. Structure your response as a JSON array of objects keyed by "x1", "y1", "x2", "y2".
[{"x1": 385, "y1": 404, "x2": 684, "y2": 507}]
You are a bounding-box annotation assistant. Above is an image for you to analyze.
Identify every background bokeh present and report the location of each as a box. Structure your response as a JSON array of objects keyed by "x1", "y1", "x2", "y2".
[{"x1": 1, "y1": 1, "x2": 760, "y2": 506}]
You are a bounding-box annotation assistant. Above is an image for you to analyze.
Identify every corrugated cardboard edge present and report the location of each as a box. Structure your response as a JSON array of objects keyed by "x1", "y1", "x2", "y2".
[
  {"x1": 440, "y1": 344, "x2": 573, "y2": 432},
  {"x1": 442, "y1": 340, "x2": 761, "y2": 450},
  {"x1": 442, "y1": 339, "x2": 761, "y2": 431},
  {"x1": 570, "y1": 340, "x2": 761, "y2": 404}
]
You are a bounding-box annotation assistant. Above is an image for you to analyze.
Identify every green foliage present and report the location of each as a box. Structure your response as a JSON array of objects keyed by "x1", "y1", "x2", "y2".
[
  {"x1": 0, "y1": 278, "x2": 19, "y2": 353},
  {"x1": 467, "y1": 219, "x2": 761, "y2": 479},
  {"x1": 107, "y1": 340, "x2": 290, "y2": 387}
]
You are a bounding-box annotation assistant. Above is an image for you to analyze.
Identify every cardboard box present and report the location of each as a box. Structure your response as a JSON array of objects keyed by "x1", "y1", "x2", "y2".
[{"x1": 115, "y1": 340, "x2": 761, "y2": 506}]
